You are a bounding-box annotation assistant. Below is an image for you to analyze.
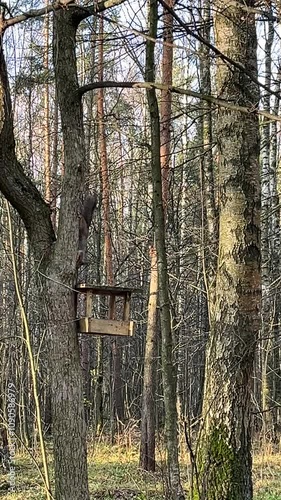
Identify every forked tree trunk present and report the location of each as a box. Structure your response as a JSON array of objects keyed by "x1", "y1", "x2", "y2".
[
  {"x1": 195, "y1": 2, "x2": 261, "y2": 499},
  {"x1": 0, "y1": 2, "x2": 126, "y2": 499}
]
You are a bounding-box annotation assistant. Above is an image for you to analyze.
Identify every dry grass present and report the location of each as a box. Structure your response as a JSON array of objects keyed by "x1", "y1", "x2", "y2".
[{"x1": 0, "y1": 443, "x2": 281, "y2": 499}]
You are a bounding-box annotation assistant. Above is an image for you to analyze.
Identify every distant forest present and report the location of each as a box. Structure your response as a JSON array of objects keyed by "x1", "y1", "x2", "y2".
[{"x1": 0, "y1": 1, "x2": 280, "y2": 500}]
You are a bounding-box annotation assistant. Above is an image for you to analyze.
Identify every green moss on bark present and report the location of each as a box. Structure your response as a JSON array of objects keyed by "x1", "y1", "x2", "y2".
[{"x1": 193, "y1": 424, "x2": 247, "y2": 500}]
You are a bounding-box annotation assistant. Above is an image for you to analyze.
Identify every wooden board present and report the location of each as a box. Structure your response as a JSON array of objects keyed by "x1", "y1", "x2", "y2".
[
  {"x1": 79, "y1": 318, "x2": 135, "y2": 337},
  {"x1": 76, "y1": 284, "x2": 141, "y2": 296}
]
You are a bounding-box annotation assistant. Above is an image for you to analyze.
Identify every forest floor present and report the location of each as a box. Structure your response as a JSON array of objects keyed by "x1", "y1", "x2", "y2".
[{"x1": 0, "y1": 442, "x2": 281, "y2": 499}]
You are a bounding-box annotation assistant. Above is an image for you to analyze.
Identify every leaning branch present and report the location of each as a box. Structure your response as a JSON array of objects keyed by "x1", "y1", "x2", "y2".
[
  {"x1": 78, "y1": 80, "x2": 281, "y2": 123},
  {"x1": 0, "y1": 41, "x2": 55, "y2": 259}
]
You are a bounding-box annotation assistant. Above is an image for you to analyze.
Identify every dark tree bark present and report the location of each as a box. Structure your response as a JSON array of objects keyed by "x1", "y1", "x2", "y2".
[
  {"x1": 44, "y1": 11, "x2": 89, "y2": 498},
  {"x1": 0, "y1": 2, "x2": 126, "y2": 498}
]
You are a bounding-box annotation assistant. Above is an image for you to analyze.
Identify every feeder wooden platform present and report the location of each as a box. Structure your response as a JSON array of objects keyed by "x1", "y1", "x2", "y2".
[{"x1": 76, "y1": 284, "x2": 139, "y2": 337}]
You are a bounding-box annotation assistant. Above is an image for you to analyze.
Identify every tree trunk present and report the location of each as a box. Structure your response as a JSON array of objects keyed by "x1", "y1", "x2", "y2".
[
  {"x1": 146, "y1": 1, "x2": 183, "y2": 498},
  {"x1": 270, "y1": 65, "x2": 281, "y2": 440},
  {"x1": 140, "y1": 0, "x2": 174, "y2": 473},
  {"x1": 260, "y1": 9, "x2": 274, "y2": 441},
  {"x1": 44, "y1": 279, "x2": 89, "y2": 500},
  {"x1": 196, "y1": 1, "x2": 261, "y2": 499},
  {"x1": 47, "y1": 9, "x2": 90, "y2": 499},
  {"x1": 199, "y1": 0, "x2": 217, "y2": 323},
  {"x1": 0, "y1": 2, "x2": 127, "y2": 498},
  {"x1": 44, "y1": 2, "x2": 51, "y2": 204},
  {"x1": 140, "y1": 246, "x2": 158, "y2": 471},
  {"x1": 0, "y1": 9, "x2": 89, "y2": 500},
  {"x1": 97, "y1": 14, "x2": 124, "y2": 428},
  {"x1": 51, "y1": 87, "x2": 59, "y2": 230},
  {"x1": 160, "y1": 0, "x2": 174, "y2": 210},
  {"x1": 94, "y1": 337, "x2": 104, "y2": 434}
]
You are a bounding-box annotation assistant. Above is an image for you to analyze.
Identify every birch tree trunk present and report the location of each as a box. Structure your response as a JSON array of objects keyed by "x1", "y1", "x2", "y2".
[{"x1": 195, "y1": 1, "x2": 261, "y2": 498}]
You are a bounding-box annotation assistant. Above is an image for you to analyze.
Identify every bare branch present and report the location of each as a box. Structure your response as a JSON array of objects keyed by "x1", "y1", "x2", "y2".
[
  {"x1": 3, "y1": 0, "x2": 127, "y2": 30},
  {"x1": 226, "y1": 0, "x2": 279, "y2": 21},
  {"x1": 78, "y1": 80, "x2": 281, "y2": 123},
  {"x1": 158, "y1": 0, "x2": 281, "y2": 100},
  {"x1": 0, "y1": 2, "x2": 12, "y2": 16}
]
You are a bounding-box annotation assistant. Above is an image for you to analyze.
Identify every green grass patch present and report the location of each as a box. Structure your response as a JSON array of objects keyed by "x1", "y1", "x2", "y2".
[{"x1": 253, "y1": 453, "x2": 281, "y2": 500}]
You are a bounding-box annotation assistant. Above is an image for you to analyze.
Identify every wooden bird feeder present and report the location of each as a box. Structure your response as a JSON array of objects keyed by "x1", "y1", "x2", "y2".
[{"x1": 76, "y1": 284, "x2": 138, "y2": 337}]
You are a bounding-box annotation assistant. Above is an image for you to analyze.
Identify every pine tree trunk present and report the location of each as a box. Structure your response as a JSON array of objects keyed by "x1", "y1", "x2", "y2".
[
  {"x1": 160, "y1": 0, "x2": 174, "y2": 210},
  {"x1": 97, "y1": 15, "x2": 124, "y2": 428},
  {"x1": 199, "y1": 0, "x2": 217, "y2": 321},
  {"x1": 140, "y1": 0, "x2": 174, "y2": 473},
  {"x1": 146, "y1": 1, "x2": 184, "y2": 497}
]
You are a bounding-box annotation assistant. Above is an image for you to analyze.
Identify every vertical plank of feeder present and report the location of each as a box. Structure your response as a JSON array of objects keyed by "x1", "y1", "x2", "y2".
[
  {"x1": 86, "y1": 291, "x2": 92, "y2": 317},
  {"x1": 109, "y1": 295, "x2": 116, "y2": 320},
  {"x1": 123, "y1": 292, "x2": 131, "y2": 321}
]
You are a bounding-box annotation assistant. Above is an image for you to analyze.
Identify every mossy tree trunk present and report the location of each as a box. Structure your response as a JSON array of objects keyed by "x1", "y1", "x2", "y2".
[{"x1": 195, "y1": 2, "x2": 261, "y2": 499}]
